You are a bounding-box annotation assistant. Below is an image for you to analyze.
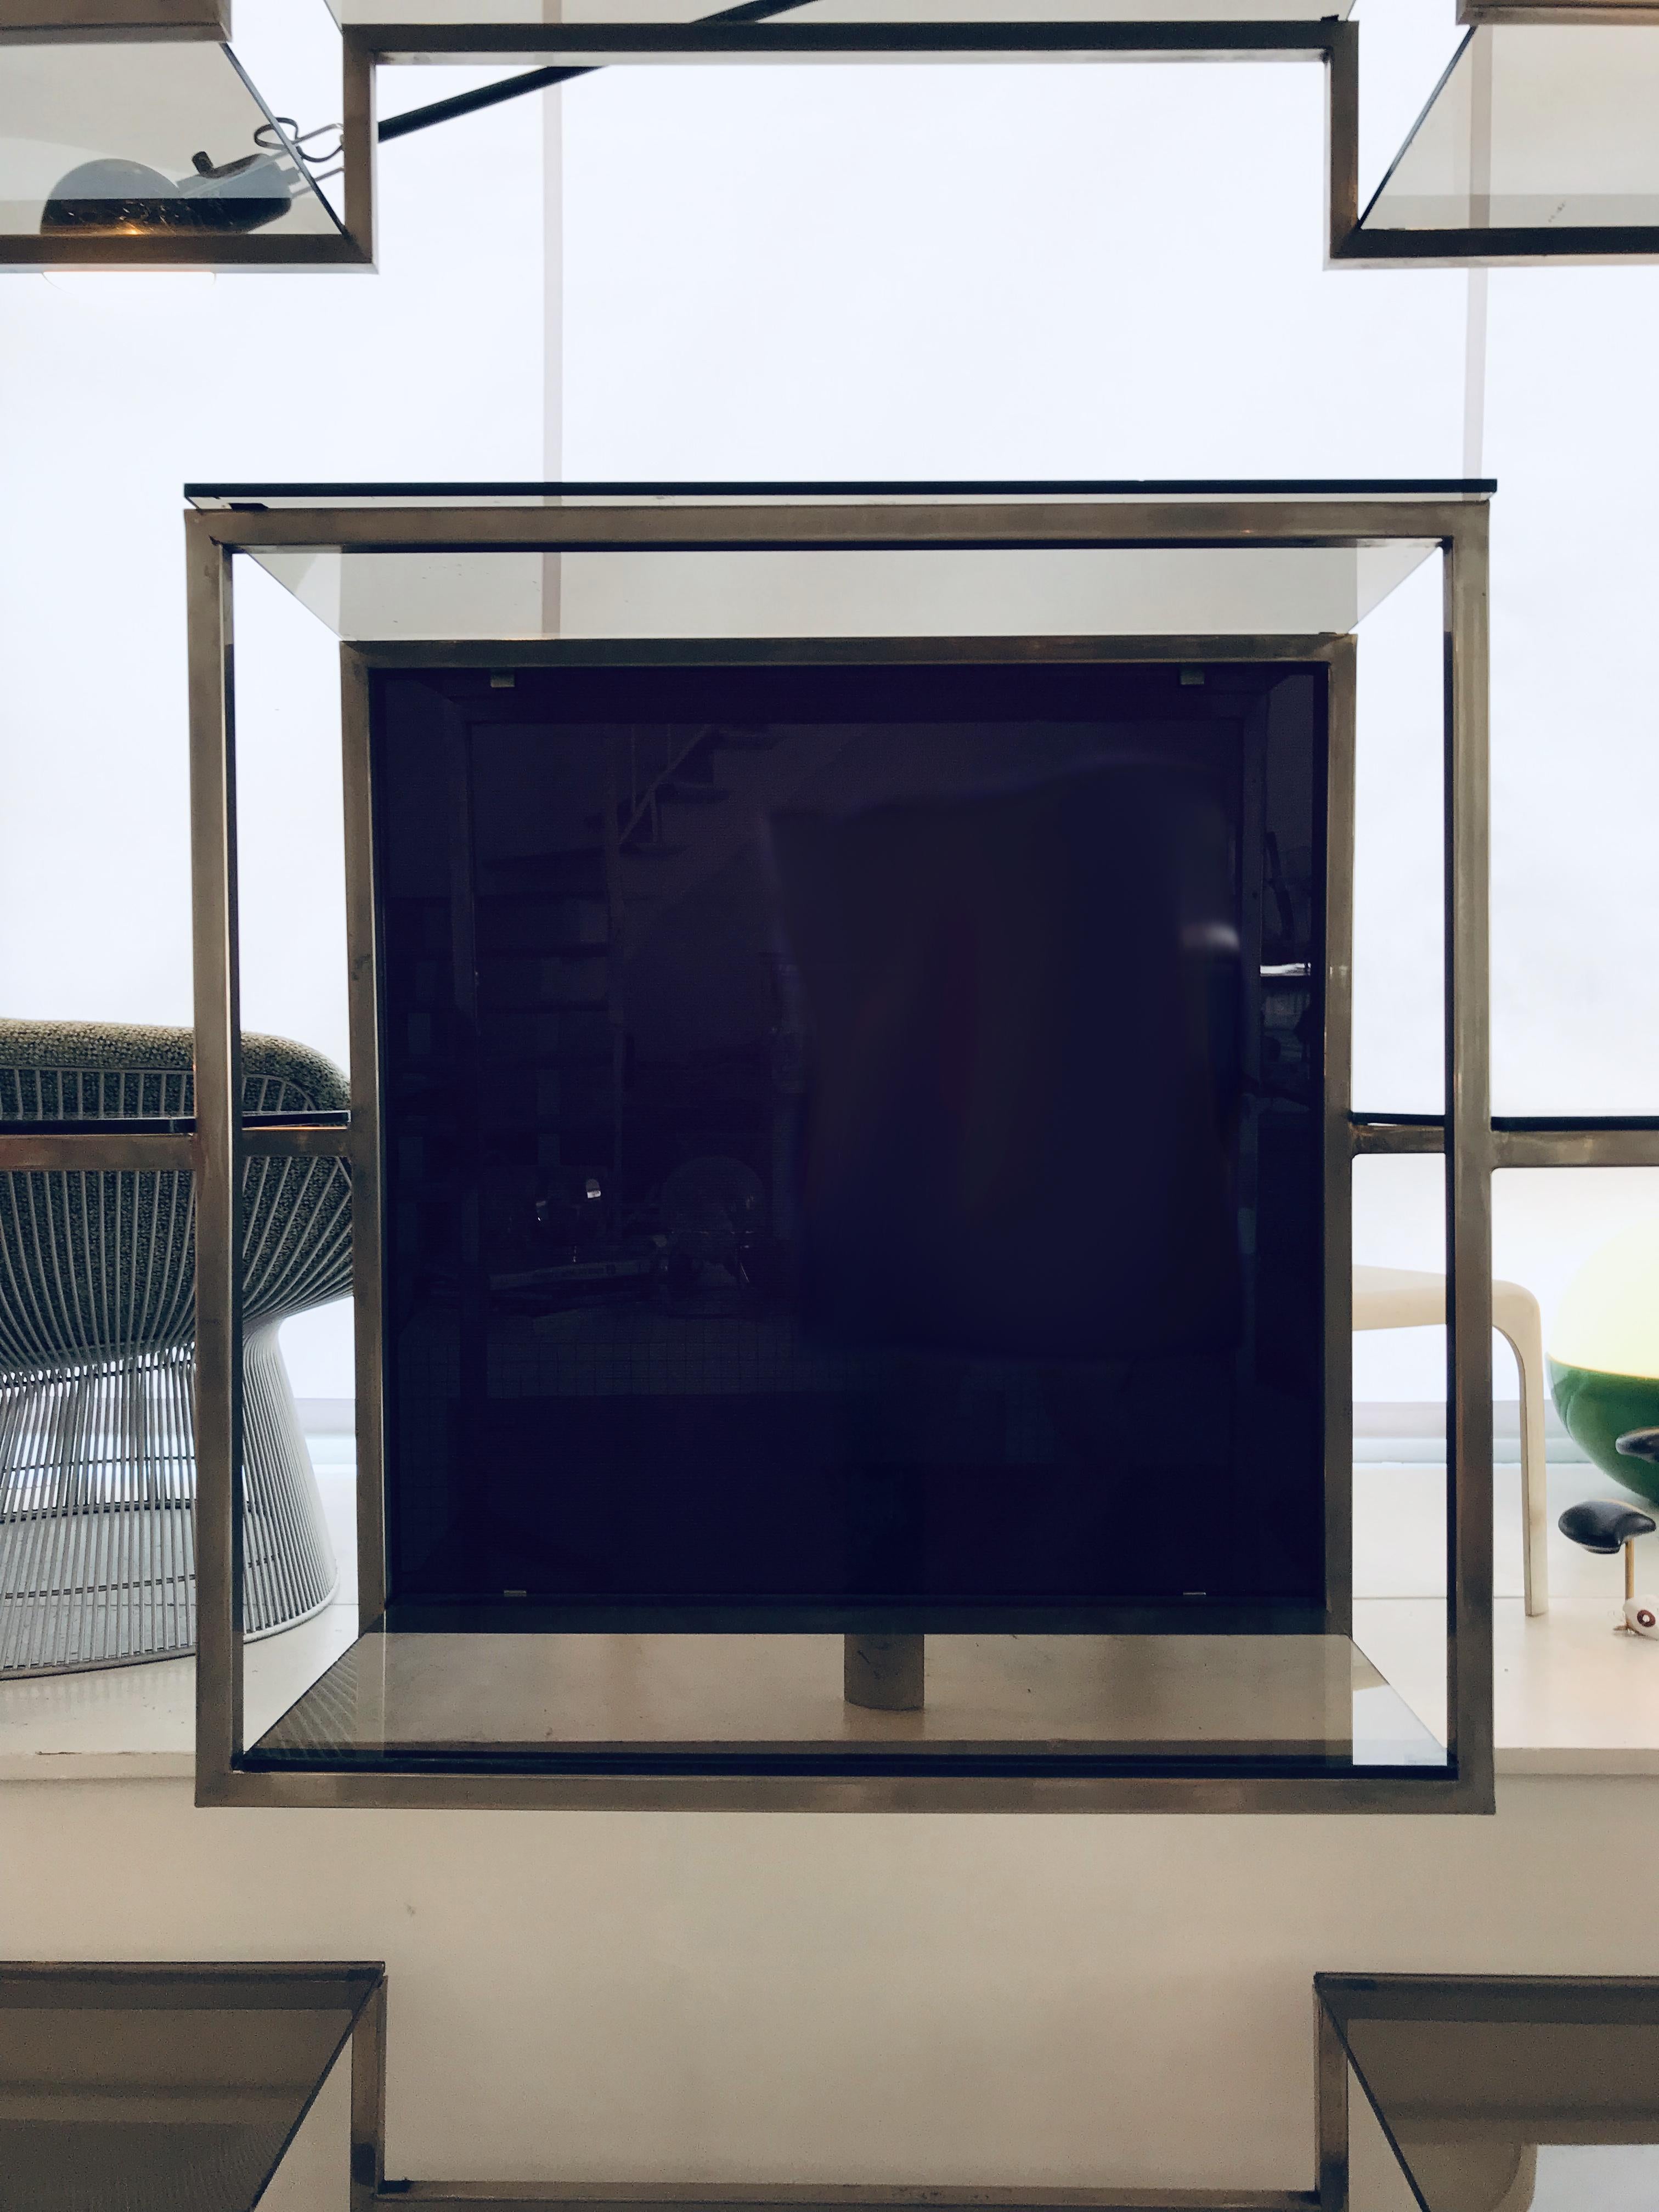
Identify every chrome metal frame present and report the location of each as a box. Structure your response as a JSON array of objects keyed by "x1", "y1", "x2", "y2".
[
  {"x1": 168, "y1": 486, "x2": 1514, "y2": 1812},
  {"x1": 0, "y1": 2, "x2": 230, "y2": 32},
  {"x1": 10, "y1": 9, "x2": 1654, "y2": 272},
  {"x1": 1460, "y1": 2, "x2": 1659, "y2": 19},
  {"x1": 1313, "y1": 1989, "x2": 1348, "y2": 2212},
  {"x1": 0, "y1": 21, "x2": 375, "y2": 269},
  {"x1": 352, "y1": 19, "x2": 1364, "y2": 268},
  {"x1": 382, "y1": 2191, "x2": 1318, "y2": 2211},
  {"x1": 347, "y1": 13, "x2": 1659, "y2": 267}
]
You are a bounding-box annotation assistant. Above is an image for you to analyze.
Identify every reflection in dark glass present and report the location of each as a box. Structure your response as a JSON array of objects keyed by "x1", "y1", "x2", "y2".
[
  {"x1": 771, "y1": 761, "x2": 1240, "y2": 1362},
  {"x1": 370, "y1": 660, "x2": 1328, "y2": 1634},
  {"x1": 0, "y1": 46, "x2": 342, "y2": 245},
  {"x1": 41, "y1": 153, "x2": 294, "y2": 235}
]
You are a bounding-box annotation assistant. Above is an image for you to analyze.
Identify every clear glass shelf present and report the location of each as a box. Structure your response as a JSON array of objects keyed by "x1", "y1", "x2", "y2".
[
  {"x1": 185, "y1": 478, "x2": 1465, "y2": 644},
  {"x1": 252, "y1": 1627, "x2": 1445, "y2": 1774}
]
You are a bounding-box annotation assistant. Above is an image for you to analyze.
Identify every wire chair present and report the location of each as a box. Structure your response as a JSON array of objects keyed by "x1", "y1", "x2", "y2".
[{"x1": 0, "y1": 1023, "x2": 348, "y2": 1675}]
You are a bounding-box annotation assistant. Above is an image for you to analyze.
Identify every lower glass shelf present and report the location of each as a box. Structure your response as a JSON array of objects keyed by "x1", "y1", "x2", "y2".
[{"x1": 247, "y1": 1627, "x2": 1446, "y2": 1777}]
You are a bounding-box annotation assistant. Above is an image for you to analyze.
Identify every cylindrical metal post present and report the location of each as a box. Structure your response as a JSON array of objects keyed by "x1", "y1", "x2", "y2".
[{"x1": 844, "y1": 1632, "x2": 925, "y2": 1711}]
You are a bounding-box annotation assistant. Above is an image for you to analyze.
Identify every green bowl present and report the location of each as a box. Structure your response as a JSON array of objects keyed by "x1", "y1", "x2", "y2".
[
  {"x1": 1548, "y1": 1220, "x2": 1659, "y2": 1505},
  {"x1": 1549, "y1": 1357, "x2": 1659, "y2": 1506}
]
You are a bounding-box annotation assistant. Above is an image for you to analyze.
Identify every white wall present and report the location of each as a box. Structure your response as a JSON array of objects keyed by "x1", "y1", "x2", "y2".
[{"x1": 0, "y1": 1774, "x2": 1654, "y2": 2199}]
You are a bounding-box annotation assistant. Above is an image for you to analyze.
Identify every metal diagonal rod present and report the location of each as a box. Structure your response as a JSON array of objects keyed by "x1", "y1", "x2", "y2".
[
  {"x1": 377, "y1": 0, "x2": 817, "y2": 144},
  {"x1": 377, "y1": 62, "x2": 583, "y2": 142}
]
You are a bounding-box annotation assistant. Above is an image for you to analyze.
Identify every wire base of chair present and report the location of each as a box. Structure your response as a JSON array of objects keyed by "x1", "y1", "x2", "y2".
[{"x1": 0, "y1": 1324, "x2": 338, "y2": 1675}]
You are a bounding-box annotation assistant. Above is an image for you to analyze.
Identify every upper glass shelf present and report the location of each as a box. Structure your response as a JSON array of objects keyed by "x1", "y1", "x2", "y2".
[
  {"x1": 186, "y1": 482, "x2": 1475, "y2": 644},
  {"x1": 0, "y1": 2, "x2": 231, "y2": 28},
  {"x1": 1460, "y1": 0, "x2": 1659, "y2": 18},
  {"x1": 235, "y1": 543, "x2": 1438, "y2": 641},
  {"x1": 0, "y1": 41, "x2": 349, "y2": 261},
  {"x1": 1322, "y1": 1974, "x2": 1659, "y2": 2212},
  {"x1": 1357, "y1": 24, "x2": 1659, "y2": 246},
  {"x1": 185, "y1": 478, "x2": 1491, "y2": 509},
  {"x1": 0, "y1": 1963, "x2": 380, "y2": 2212},
  {"x1": 326, "y1": 1, "x2": 1355, "y2": 24}
]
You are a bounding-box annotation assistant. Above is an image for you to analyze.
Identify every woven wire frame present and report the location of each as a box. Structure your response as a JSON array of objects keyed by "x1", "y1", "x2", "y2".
[{"x1": 0, "y1": 1058, "x2": 348, "y2": 1675}]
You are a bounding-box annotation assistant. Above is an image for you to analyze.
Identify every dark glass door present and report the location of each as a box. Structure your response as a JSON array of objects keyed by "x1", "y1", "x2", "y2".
[{"x1": 373, "y1": 657, "x2": 1327, "y2": 1629}]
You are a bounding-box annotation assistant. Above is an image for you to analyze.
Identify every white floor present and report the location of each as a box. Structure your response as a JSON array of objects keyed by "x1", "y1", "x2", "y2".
[{"x1": 5, "y1": 1436, "x2": 1659, "y2": 1774}]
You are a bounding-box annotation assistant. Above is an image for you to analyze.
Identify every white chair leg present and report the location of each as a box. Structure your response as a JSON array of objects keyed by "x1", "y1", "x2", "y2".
[{"x1": 1497, "y1": 1301, "x2": 1550, "y2": 1618}]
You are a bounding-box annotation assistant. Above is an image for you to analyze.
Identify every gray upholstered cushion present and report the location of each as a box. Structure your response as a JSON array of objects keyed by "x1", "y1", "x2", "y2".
[{"x1": 0, "y1": 1020, "x2": 348, "y2": 1120}]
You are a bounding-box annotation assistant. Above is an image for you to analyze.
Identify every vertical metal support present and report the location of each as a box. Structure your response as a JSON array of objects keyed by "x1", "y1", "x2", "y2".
[
  {"x1": 1236, "y1": 696, "x2": 1266, "y2": 1568},
  {"x1": 1323, "y1": 641, "x2": 1358, "y2": 1640},
  {"x1": 1231, "y1": 690, "x2": 1273, "y2": 1611},
  {"x1": 187, "y1": 514, "x2": 245, "y2": 1793},
  {"x1": 342, "y1": 648, "x2": 388, "y2": 1627},
  {"x1": 1314, "y1": 1988, "x2": 1349, "y2": 2212},
  {"x1": 1324, "y1": 22, "x2": 1361, "y2": 259},
  {"x1": 444, "y1": 702, "x2": 487, "y2": 1543},
  {"x1": 341, "y1": 37, "x2": 379, "y2": 269},
  {"x1": 541, "y1": 52, "x2": 563, "y2": 639},
  {"x1": 1469, "y1": 27, "x2": 1494, "y2": 232},
  {"x1": 1444, "y1": 518, "x2": 1495, "y2": 1808},
  {"x1": 844, "y1": 1632, "x2": 925, "y2": 1711},
  {"x1": 601, "y1": 731, "x2": 628, "y2": 1182},
  {"x1": 349, "y1": 1973, "x2": 388, "y2": 2212}
]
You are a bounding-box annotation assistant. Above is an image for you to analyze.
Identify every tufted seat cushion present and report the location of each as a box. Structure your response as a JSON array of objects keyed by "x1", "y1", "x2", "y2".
[
  {"x1": 0, "y1": 1021, "x2": 351, "y2": 1368},
  {"x1": 0, "y1": 1020, "x2": 348, "y2": 1121}
]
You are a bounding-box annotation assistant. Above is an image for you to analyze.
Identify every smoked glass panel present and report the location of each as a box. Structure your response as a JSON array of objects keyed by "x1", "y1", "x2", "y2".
[
  {"x1": 0, "y1": 1966, "x2": 374, "y2": 2212},
  {"x1": 374, "y1": 658, "x2": 1327, "y2": 1633},
  {"x1": 1325, "y1": 1979, "x2": 1659, "y2": 2212},
  {"x1": 1362, "y1": 26, "x2": 1659, "y2": 235}
]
